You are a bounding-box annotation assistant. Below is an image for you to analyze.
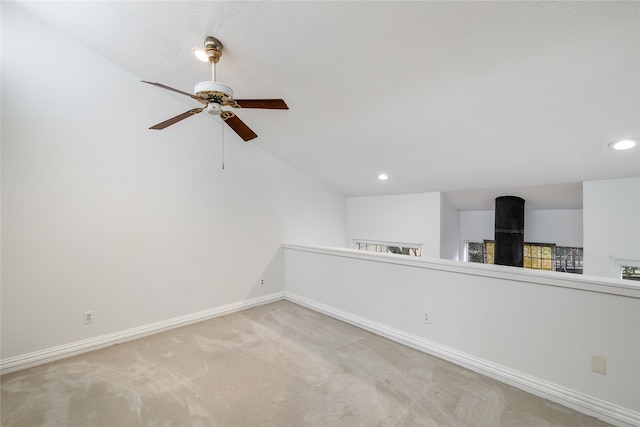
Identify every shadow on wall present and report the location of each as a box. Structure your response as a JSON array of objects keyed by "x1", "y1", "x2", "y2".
[{"x1": 248, "y1": 246, "x2": 285, "y2": 299}]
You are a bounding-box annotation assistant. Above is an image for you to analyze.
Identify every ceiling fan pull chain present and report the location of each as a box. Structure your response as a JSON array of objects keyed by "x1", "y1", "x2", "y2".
[{"x1": 221, "y1": 121, "x2": 225, "y2": 170}]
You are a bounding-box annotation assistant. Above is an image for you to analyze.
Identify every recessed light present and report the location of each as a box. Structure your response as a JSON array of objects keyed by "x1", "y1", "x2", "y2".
[
  {"x1": 378, "y1": 173, "x2": 389, "y2": 181},
  {"x1": 609, "y1": 139, "x2": 637, "y2": 150}
]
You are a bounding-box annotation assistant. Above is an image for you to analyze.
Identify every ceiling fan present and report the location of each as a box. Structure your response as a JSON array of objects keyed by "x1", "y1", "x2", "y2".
[{"x1": 142, "y1": 36, "x2": 288, "y2": 141}]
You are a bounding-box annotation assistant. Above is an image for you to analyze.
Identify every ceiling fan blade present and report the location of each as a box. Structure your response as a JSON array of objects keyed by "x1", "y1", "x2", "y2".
[
  {"x1": 234, "y1": 99, "x2": 289, "y2": 109},
  {"x1": 221, "y1": 112, "x2": 258, "y2": 141},
  {"x1": 142, "y1": 81, "x2": 198, "y2": 99},
  {"x1": 149, "y1": 107, "x2": 205, "y2": 130}
]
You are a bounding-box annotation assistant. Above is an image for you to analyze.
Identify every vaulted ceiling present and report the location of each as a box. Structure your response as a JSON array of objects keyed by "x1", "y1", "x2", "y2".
[{"x1": 10, "y1": 1, "x2": 639, "y2": 209}]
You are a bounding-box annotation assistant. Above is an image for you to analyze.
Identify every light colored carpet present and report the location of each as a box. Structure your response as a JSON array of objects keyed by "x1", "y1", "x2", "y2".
[{"x1": 1, "y1": 300, "x2": 610, "y2": 426}]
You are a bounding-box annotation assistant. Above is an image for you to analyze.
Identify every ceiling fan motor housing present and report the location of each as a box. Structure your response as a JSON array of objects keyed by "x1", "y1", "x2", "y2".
[
  {"x1": 194, "y1": 81, "x2": 236, "y2": 111},
  {"x1": 194, "y1": 81, "x2": 233, "y2": 98}
]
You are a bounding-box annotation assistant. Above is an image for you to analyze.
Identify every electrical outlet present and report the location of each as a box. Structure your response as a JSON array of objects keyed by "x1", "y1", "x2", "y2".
[
  {"x1": 591, "y1": 355, "x2": 606, "y2": 375},
  {"x1": 423, "y1": 311, "x2": 431, "y2": 324},
  {"x1": 83, "y1": 311, "x2": 94, "y2": 324},
  {"x1": 260, "y1": 279, "x2": 264, "y2": 286}
]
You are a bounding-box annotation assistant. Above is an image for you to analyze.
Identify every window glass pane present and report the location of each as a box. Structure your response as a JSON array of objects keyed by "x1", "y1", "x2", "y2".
[
  {"x1": 387, "y1": 245, "x2": 421, "y2": 256},
  {"x1": 555, "y1": 247, "x2": 583, "y2": 274},
  {"x1": 622, "y1": 266, "x2": 640, "y2": 281},
  {"x1": 357, "y1": 242, "x2": 383, "y2": 253},
  {"x1": 523, "y1": 243, "x2": 554, "y2": 271},
  {"x1": 531, "y1": 258, "x2": 541, "y2": 269},
  {"x1": 409, "y1": 247, "x2": 422, "y2": 257},
  {"x1": 484, "y1": 241, "x2": 494, "y2": 264},
  {"x1": 466, "y1": 242, "x2": 484, "y2": 263}
]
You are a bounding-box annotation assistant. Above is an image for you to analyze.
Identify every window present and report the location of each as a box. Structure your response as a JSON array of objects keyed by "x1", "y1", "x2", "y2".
[
  {"x1": 465, "y1": 241, "x2": 583, "y2": 274},
  {"x1": 523, "y1": 243, "x2": 555, "y2": 271},
  {"x1": 484, "y1": 240, "x2": 494, "y2": 264},
  {"x1": 622, "y1": 266, "x2": 640, "y2": 281},
  {"x1": 355, "y1": 240, "x2": 422, "y2": 257},
  {"x1": 613, "y1": 258, "x2": 640, "y2": 281},
  {"x1": 356, "y1": 242, "x2": 385, "y2": 253},
  {"x1": 465, "y1": 241, "x2": 485, "y2": 263},
  {"x1": 554, "y1": 247, "x2": 583, "y2": 274}
]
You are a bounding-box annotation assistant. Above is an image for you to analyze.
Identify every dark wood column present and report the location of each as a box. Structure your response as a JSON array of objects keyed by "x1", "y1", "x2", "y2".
[{"x1": 494, "y1": 196, "x2": 525, "y2": 267}]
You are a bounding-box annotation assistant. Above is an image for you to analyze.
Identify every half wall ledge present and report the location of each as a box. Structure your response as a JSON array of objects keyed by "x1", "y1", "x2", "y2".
[{"x1": 283, "y1": 244, "x2": 640, "y2": 299}]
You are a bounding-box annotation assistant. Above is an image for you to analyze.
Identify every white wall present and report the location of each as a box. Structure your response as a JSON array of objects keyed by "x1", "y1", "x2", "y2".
[
  {"x1": 347, "y1": 192, "x2": 442, "y2": 258},
  {"x1": 583, "y1": 178, "x2": 640, "y2": 278},
  {"x1": 440, "y1": 194, "x2": 460, "y2": 260},
  {"x1": 525, "y1": 210, "x2": 584, "y2": 246},
  {"x1": 459, "y1": 209, "x2": 584, "y2": 259},
  {"x1": 284, "y1": 245, "x2": 640, "y2": 425},
  {"x1": 0, "y1": 4, "x2": 346, "y2": 360},
  {"x1": 459, "y1": 210, "x2": 495, "y2": 258}
]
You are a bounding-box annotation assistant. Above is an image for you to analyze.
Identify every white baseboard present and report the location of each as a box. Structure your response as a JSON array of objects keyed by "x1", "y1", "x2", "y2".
[
  {"x1": 285, "y1": 292, "x2": 639, "y2": 427},
  {"x1": 4, "y1": 291, "x2": 637, "y2": 427},
  {"x1": 0, "y1": 292, "x2": 285, "y2": 375}
]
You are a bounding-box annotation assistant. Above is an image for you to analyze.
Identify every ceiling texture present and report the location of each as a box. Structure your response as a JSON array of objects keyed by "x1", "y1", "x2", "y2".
[{"x1": 11, "y1": 1, "x2": 639, "y2": 210}]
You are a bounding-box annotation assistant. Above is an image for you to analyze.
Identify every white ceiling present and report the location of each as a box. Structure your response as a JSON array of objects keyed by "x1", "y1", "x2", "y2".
[{"x1": 11, "y1": 1, "x2": 639, "y2": 210}]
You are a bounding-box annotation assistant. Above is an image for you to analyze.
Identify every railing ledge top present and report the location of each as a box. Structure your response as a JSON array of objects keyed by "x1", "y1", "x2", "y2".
[{"x1": 283, "y1": 244, "x2": 640, "y2": 299}]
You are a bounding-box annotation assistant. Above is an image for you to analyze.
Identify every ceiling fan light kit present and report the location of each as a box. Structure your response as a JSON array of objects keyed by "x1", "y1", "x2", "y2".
[
  {"x1": 143, "y1": 36, "x2": 287, "y2": 141},
  {"x1": 207, "y1": 102, "x2": 222, "y2": 115}
]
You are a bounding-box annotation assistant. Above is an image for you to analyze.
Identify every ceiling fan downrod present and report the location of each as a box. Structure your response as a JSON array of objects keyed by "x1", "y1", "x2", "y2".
[
  {"x1": 193, "y1": 36, "x2": 234, "y2": 112},
  {"x1": 203, "y1": 36, "x2": 223, "y2": 81}
]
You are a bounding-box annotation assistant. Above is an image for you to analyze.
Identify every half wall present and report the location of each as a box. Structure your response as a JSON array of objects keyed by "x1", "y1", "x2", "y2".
[{"x1": 284, "y1": 244, "x2": 640, "y2": 427}]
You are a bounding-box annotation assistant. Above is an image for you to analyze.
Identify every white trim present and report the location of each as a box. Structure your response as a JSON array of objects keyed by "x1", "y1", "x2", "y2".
[
  {"x1": 0, "y1": 292, "x2": 284, "y2": 375},
  {"x1": 285, "y1": 291, "x2": 640, "y2": 427}
]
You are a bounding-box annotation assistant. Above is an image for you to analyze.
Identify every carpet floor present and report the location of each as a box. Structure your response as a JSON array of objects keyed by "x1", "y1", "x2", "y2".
[{"x1": 1, "y1": 300, "x2": 610, "y2": 426}]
